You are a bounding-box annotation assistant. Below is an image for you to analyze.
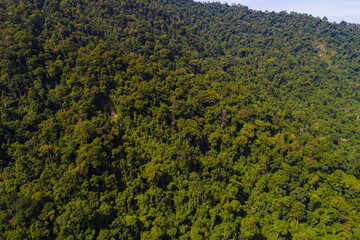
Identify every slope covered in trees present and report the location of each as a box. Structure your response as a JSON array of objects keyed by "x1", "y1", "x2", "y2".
[{"x1": 2, "y1": 0, "x2": 360, "y2": 239}]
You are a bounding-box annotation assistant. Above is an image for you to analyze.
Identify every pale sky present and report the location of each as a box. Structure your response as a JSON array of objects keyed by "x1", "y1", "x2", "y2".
[{"x1": 197, "y1": 0, "x2": 360, "y2": 24}]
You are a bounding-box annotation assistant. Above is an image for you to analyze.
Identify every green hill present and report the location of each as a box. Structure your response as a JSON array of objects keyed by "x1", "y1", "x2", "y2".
[{"x1": 2, "y1": 0, "x2": 360, "y2": 239}]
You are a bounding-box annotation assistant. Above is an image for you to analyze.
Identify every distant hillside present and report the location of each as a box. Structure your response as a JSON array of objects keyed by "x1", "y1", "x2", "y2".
[{"x1": 2, "y1": 0, "x2": 360, "y2": 239}]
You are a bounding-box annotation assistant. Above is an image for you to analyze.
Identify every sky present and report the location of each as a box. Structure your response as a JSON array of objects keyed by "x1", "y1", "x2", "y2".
[{"x1": 197, "y1": 0, "x2": 360, "y2": 24}]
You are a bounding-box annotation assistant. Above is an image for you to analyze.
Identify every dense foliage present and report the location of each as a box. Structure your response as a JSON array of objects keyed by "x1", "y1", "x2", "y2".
[{"x1": 2, "y1": 0, "x2": 360, "y2": 239}]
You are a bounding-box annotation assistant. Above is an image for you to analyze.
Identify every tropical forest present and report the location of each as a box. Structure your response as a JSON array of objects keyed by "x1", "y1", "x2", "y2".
[{"x1": 2, "y1": 0, "x2": 360, "y2": 239}]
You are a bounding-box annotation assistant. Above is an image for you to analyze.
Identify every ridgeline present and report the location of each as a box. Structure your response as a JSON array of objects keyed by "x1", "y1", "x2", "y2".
[{"x1": 2, "y1": 0, "x2": 360, "y2": 239}]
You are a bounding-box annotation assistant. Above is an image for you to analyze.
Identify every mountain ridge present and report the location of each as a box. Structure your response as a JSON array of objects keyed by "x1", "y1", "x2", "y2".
[{"x1": 1, "y1": 0, "x2": 360, "y2": 239}]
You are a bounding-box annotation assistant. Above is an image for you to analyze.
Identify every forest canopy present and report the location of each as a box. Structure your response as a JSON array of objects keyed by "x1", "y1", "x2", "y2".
[{"x1": 2, "y1": 0, "x2": 360, "y2": 239}]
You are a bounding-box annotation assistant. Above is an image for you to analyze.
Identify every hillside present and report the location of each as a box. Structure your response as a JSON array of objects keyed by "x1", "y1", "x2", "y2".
[{"x1": 2, "y1": 0, "x2": 360, "y2": 239}]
